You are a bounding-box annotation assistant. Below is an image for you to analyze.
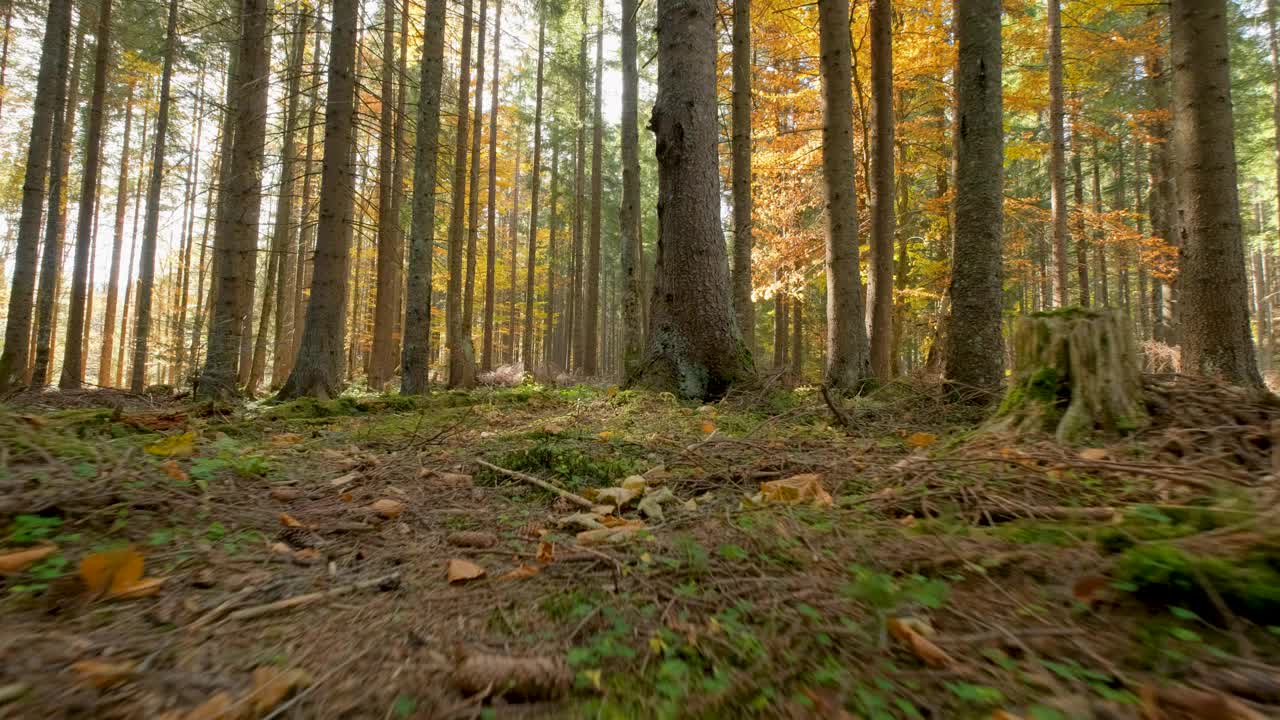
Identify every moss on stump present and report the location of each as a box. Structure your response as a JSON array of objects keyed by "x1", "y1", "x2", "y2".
[{"x1": 992, "y1": 308, "x2": 1147, "y2": 442}]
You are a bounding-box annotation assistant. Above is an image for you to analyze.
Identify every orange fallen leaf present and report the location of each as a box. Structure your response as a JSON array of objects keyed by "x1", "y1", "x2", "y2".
[
  {"x1": 447, "y1": 559, "x2": 486, "y2": 584},
  {"x1": 369, "y1": 499, "x2": 404, "y2": 518},
  {"x1": 498, "y1": 564, "x2": 542, "y2": 581},
  {"x1": 904, "y1": 431, "x2": 938, "y2": 449},
  {"x1": 1078, "y1": 447, "x2": 1109, "y2": 462},
  {"x1": 160, "y1": 460, "x2": 188, "y2": 482},
  {"x1": 537, "y1": 541, "x2": 555, "y2": 564},
  {"x1": 338, "y1": 491, "x2": 354, "y2": 503},
  {"x1": 79, "y1": 547, "x2": 145, "y2": 597},
  {"x1": 599, "y1": 515, "x2": 644, "y2": 529},
  {"x1": 0, "y1": 544, "x2": 58, "y2": 574},
  {"x1": 109, "y1": 576, "x2": 166, "y2": 600},
  {"x1": 700, "y1": 419, "x2": 716, "y2": 434},
  {"x1": 888, "y1": 617, "x2": 954, "y2": 669},
  {"x1": 71, "y1": 659, "x2": 138, "y2": 688},
  {"x1": 248, "y1": 666, "x2": 312, "y2": 716},
  {"x1": 279, "y1": 513, "x2": 307, "y2": 528},
  {"x1": 1072, "y1": 575, "x2": 1109, "y2": 605},
  {"x1": 759, "y1": 474, "x2": 833, "y2": 507},
  {"x1": 292, "y1": 549, "x2": 322, "y2": 565}
]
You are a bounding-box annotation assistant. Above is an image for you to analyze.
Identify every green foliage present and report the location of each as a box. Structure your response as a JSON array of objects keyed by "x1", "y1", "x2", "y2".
[
  {"x1": 1115, "y1": 542, "x2": 1280, "y2": 622},
  {"x1": 479, "y1": 434, "x2": 644, "y2": 490}
]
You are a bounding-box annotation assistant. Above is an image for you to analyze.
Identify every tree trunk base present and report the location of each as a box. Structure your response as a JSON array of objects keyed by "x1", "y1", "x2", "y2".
[{"x1": 991, "y1": 308, "x2": 1147, "y2": 443}]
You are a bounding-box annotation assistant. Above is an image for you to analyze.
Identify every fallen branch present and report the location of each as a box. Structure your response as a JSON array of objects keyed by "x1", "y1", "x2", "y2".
[
  {"x1": 187, "y1": 584, "x2": 263, "y2": 630},
  {"x1": 226, "y1": 573, "x2": 401, "y2": 622},
  {"x1": 474, "y1": 459, "x2": 595, "y2": 510},
  {"x1": 820, "y1": 384, "x2": 852, "y2": 429}
]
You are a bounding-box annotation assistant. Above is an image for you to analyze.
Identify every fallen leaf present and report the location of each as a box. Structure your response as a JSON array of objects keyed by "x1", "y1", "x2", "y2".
[
  {"x1": 498, "y1": 564, "x2": 542, "y2": 581},
  {"x1": 338, "y1": 491, "x2": 354, "y2": 503},
  {"x1": 71, "y1": 659, "x2": 137, "y2": 689},
  {"x1": 144, "y1": 432, "x2": 196, "y2": 457},
  {"x1": 596, "y1": 487, "x2": 639, "y2": 508},
  {"x1": 597, "y1": 430, "x2": 615, "y2": 441},
  {"x1": 0, "y1": 544, "x2": 58, "y2": 574},
  {"x1": 160, "y1": 460, "x2": 188, "y2": 481},
  {"x1": 576, "y1": 525, "x2": 644, "y2": 545},
  {"x1": 1072, "y1": 575, "x2": 1109, "y2": 605},
  {"x1": 888, "y1": 617, "x2": 954, "y2": 669},
  {"x1": 700, "y1": 419, "x2": 716, "y2": 434},
  {"x1": 79, "y1": 547, "x2": 145, "y2": 597},
  {"x1": 556, "y1": 513, "x2": 605, "y2": 531},
  {"x1": 758, "y1": 474, "x2": 833, "y2": 507},
  {"x1": 599, "y1": 516, "x2": 645, "y2": 529},
  {"x1": 329, "y1": 471, "x2": 359, "y2": 487},
  {"x1": 1078, "y1": 447, "x2": 1110, "y2": 462},
  {"x1": 291, "y1": 548, "x2": 322, "y2": 566},
  {"x1": 110, "y1": 576, "x2": 166, "y2": 599},
  {"x1": 270, "y1": 542, "x2": 295, "y2": 557},
  {"x1": 537, "y1": 541, "x2": 555, "y2": 564},
  {"x1": 270, "y1": 487, "x2": 303, "y2": 502},
  {"x1": 279, "y1": 513, "x2": 307, "y2": 528},
  {"x1": 904, "y1": 431, "x2": 938, "y2": 449},
  {"x1": 447, "y1": 559, "x2": 486, "y2": 584},
  {"x1": 248, "y1": 666, "x2": 312, "y2": 716},
  {"x1": 369, "y1": 498, "x2": 404, "y2": 518}
]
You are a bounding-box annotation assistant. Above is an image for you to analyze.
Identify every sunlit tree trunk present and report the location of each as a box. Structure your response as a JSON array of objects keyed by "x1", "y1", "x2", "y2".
[
  {"x1": 1170, "y1": 0, "x2": 1261, "y2": 386},
  {"x1": 444, "y1": 0, "x2": 477, "y2": 387},
  {"x1": 507, "y1": 138, "x2": 521, "y2": 363},
  {"x1": 60, "y1": 0, "x2": 113, "y2": 389},
  {"x1": 0, "y1": 0, "x2": 71, "y2": 389},
  {"x1": 463, "y1": 0, "x2": 488, "y2": 365},
  {"x1": 544, "y1": 135, "x2": 561, "y2": 370},
  {"x1": 174, "y1": 66, "x2": 206, "y2": 384},
  {"x1": 117, "y1": 92, "x2": 149, "y2": 386},
  {"x1": 1072, "y1": 140, "x2": 1089, "y2": 308},
  {"x1": 1047, "y1": 0, "x2": 1068, "y2": 308},
  {"x1": 520, "y1": 0, "x2": 542, "y2": 370},
  {"x1": 867, "y1": 0, "x2": 894, "y2": 380},
  {"x1": 818, "y1": 0, "x2": 870, "y2": 390},
  {"x1": 730, "y1": 0, "x2": 754, "y2": 363},
  {"x1": 945, "y1": 0, "x2": 1004, "y2": 392},
  {"x1": 269, "y1": 12, "x2": 308, "y2": 388}
]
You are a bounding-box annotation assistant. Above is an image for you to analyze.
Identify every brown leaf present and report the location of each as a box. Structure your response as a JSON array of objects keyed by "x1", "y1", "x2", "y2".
[
  {"x1": 447, "y1": 559, "x2": 486, "y2": 584},
  {"x1": 369, "y1": 499, "x2": 404, "y2": 518},
  {"x1": 1078, "y1": 447, "x2": 1110, "y2": 461},
  {"x1": 292, "y1": 548, "x2": 322, "y2": 566},
  {"x1": 79, "y1": 547, "x2": 145, "y2": 597},
  {"x1": 1072, "y1": 575, "x2": 1109, "y2": 605},
  {"x1": 71, "y1": 659, "x2": 137, "y2": 689},
  {"x1": 269, "y1": 487, "x2": 303, "y2": 502},
  {"x1": 498, "y1": 564, "x2": 542, "y2": 581},
  {"x1": 537, "y1": 541, "x2": 555, "y2": 564},
  {"x1": 759, "y1": 474, "x2": 834, "y2": 507},
  {"x1": 247, "y1": 666, "x2": 312, "y2": 716},
  {"x1": 109, "y1": 576, "x2": 166, "y2": 600},
  {"x1": 329, "y1": 471, "x2": 359, "y2": 487},
  {"x1": 888, "y1": 617, "x2": 954, "y2": 669},
  {"x1": 0, "y1": 544, "x2": 58, "y2": 574},
  {"x1": 160, "y1": 460, "x2": 188, "y2": 482},
  {"x1": 279, "y1": 512, "x2": 308, "y2": 528},
  {"x1": 904, "y1": 431, "x2": 938, "y2": 449}
]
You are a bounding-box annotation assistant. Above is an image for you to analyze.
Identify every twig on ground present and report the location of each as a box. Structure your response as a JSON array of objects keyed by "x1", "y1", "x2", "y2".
[
  {"x1": 473, "y1": 459, "x2": 595, "y2": 510},
  {"x1": 226, "y1": 572, "x2": 402, "y2": 622}
]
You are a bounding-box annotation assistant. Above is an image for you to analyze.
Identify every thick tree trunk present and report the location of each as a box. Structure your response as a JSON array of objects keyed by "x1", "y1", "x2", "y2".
[
  {"x1": 98, "y1": 81, "x2": 135, "y2": 386},
  {"x1": 620, "y1": 0, "x2": 642, "y2": 376},
  {"x1": 1170, "y1": 0, "x2": 1262, "y2": 386},
  {"x1": 400, "y1": 0, "x2": 447, "y2": 394},
  {"x1": 294, "y1": 15, "x2": 325, "y2": 365},
  {"x1": 1047, "y1": 0, "x2": 1068, "y2": 308},
  {"x1": 866, "y1": 0, "x2": 894, "y2": 381},
  {"x1": 583, "y1": 0, "x2": 604, "y2": 376},
  {"x1": 818, "y1": 0, "x2": 870, "y2": 390},
  {"x1": 60, "y1": 0, "x2": 113, "y2": 389},
  {"x1": 277, "y1": 0, "x2": 358, "y2": 400},
  {"x1": 197, "y1": 0, "x2": 271, "y2": 398},
  {"x1": 730, "y1": 0, "x2": 754, "y2": 362},
  {"x1": 368, "y1": 0, "x2": 401, "y2": 389},
  {"x1": 0, "y1": 0, "x2": 71, "y2": 389},
  {"x1": 636, "y1": 0, "x2": 751, "y2": 399},
  {"x1": 945, "y1": 0, "x2": 1004, "y2": 392},
  {"x1": 520, "y1": 0, "x2": 541, "y2": 370}
]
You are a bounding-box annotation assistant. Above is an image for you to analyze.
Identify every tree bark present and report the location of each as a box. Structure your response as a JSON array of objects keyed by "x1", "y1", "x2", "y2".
[
  {"x1": 818, "y1": 0, "x2": 870, "y2": 390},
  {"x1": 571, "y1": 0, "x2": 588, "y2": 373},
  {"x1": 118, "y1": 89, "x2": 149, "y2": 387},
  {"x1": 1170, "y1": 0, "x2": 1262, "y2": 386},
  {"x1": 636, "y1": 0, "x2": 751, "y2": 399},
  {"x1": 583, "y1": 0, "x2": 604, "y2": 376},
  {"x1": 520, "y1": 0, "x2": 542, "y2": 370},
  {"x1": 506, "y1": 138, "x2": 521, "y2": 363},
  {"x1": 1091, "y1": 140, "x2": 1107, "y2": 307},
  {"x1": 463, "y1": 0, "x2": 488, "y2": 362},
  {"x1": 400, "y1": 0, "x2": 447, "y2": 394},
  {"x1": 945, "y1": 0, "x2": 1004, "y2": 393},
  {"x1": 730, "y1": 0, "x2": 754, "y2": 364},
  {"x1": 277, "y1": 0, "x2": 358, "y2": 399},
  {"x1": 269, "y1": 13, "x2": 308, "y2": 388},
  {"x1": 620, "y1": 0, "x2": 643, "y2": 377},
  {"x1": 1072, "y1": 141, "x2": 1089, "y2": 307},
  {"x1": 197, "y1": 0, "x2": 271, "y2": 398},
  {"x1": 1047, "y1": 0, "x2": 1068, "y2": 308},
  {"x1": 174, "y1": 66, "x2": 207, "y2": 385},
  {"x1": 544, "y1": 134, "x2": 561, "y2": 370},
  {"x1": 0, "y1": 0, "x2": 71, "y2": 389},
  {"x1": 368, "y1": 0, "x2": 401, "y2": 389},
  {"x1": 443, "y1": 0, "x2": 478, "y2": 387},
  {"x1": 60, "y1": 0, "x2": 113, "y2": 389},
  {"x1": 98, "y1": 81, "x2": 135, "y2": 386},
  {"x1": 866, "y1": 0, "x2": 894, "y2": 381}
]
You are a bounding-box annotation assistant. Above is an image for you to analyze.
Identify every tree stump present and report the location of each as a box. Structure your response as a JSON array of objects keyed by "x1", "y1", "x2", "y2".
[{"x1": 992, "y1": 308, "x2": 1147, "y2": 442}]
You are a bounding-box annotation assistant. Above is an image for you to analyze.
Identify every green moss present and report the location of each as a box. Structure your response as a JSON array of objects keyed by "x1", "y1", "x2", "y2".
[
  {"x1": 1115, "y1": 543, "x2": 1280, "y2": 622},
  {"x1": 262, "y1": 396, "x2": 364, "y2": 419},
  {"x1": 479, "y1": 435, "x2": 645, "y2": 490}
]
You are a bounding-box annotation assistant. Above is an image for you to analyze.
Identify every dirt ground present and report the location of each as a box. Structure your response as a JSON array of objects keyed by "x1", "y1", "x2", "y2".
[{"x1": 2, "y1": 377, "x2": 1280, "y2": 719}]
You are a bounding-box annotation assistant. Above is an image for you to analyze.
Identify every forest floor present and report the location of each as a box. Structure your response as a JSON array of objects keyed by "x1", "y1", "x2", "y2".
[{"x1": 3, "y1": 377, "x2": 1280, "y2": 719}]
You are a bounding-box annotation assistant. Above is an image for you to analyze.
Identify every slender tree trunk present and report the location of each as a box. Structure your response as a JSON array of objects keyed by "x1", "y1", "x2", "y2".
[
  {"x1": 638, "y1": 0, "x2": 752, "y2": 399},
  {"x1": 866, "y1": 0, "x2": 894, "y2": 380},
  {"x1": 544, "y1": 135, "x2": 560, "y2": 370},
  {"x1": 1267, "y1": 0, "x2": 1280, "y2": 353},
  {"x1": 818, "y1": 0, "x2": 870, "y2": 390},
  {"x1": 945, "y1": 0, "x2": 1004, "y2": 392},
  {"x1": 1090, "y1": 140, "x2": 1107, "y2": 308},
  {"x1": 401, "y1": 0, "x2": 447, "y2": 394},
  {"x1": 0, "y1": 0, "x2": 71, "y2": 389},
  {"x1": 270, "y1": 13, "x2": 308, "y2": 388},
  {"x1": 773, "y1": 275, "x2": 787, "y2": 370},
  {"x1": 519, "y1": 1, "x2": 544, "y2": 370},
  {"x1": 444, "y1": 0, "x2": 477, "y2": 387},
  {"x1": 278, "y1": 0, "x2": 358, "y2": 399},
  {"x1": 1170, "y1": 0, "x2": 1261, "y2": 386},
  {"x1": 571, "y1": 0, "x2": 588, "y2": 373},
  {"x1": 1072, "y1": 142, "x2": 1089, "y2": 307},
  {"x1": 0, "y1": 0, "x2": 13, "y2": 127},
  {"x1": 117, "y1": 92, "x2": 149, "y2": 387},
  {"x1": 197, "y1": 0, "x2": 271, "y2": 397},
  {"x1": 507, "y1": 139, "x2": 521, "y2": 363},
  {"x1": 729, "y1": 0, "x2": 754, "y2": 363},
  {"x1": 368, "y1": 0, "x2": 400, "y2": 388},
  {"x1": 294, "y1": 13, "x2": 325, "y2": 364},
  {"x1": 1047, "y1": 0, "x2": 1068, "y2": 308},
  {"x1": 583, "y1": 0, "x2": 604, "y2": 375},
  {"x1": 463, "y1": 0, "x2": 488, "y2": 360},
  {"x1": 81, "y1": 197, "x2": 99, "y2": 377},
  {"x1": 620, "y1": 0, "x2": 642, "y2": 376},
  {"x1": 174, "y1": 66, "x2": 207, "y2": 384},
  {"x1": 189, "y1": 151, "x2": 217, "y2": 375},
  {"x1": 60, "y1": 0, "x2": 113, "y2": 389},
  {"x1": 791, "y1": 294, "x2": 802, "y2": 380}
]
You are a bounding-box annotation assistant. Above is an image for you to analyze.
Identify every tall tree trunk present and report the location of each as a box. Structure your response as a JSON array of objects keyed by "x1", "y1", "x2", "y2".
[
  {"x1": 518, "y1": 2, "x2": 545, "y2": 369},
  {"x1": 278, "y1": 0, "x2": 358, "y2": 399},
  {"x1": 197, "y1": 0, "x2": 270, "y2": 397},
  {"x1": 818, "y1": 0, "x2": 870, "y2": 390},
  {"x1": 791, "y1": 294, "x2": 802, "y2": 380},
  {"x1": 294, "y1": 14, "x2": 325, "y2": 364},
  {"x1": 620, "y1": 0, "x2": 642, "y2": 376},
  {"x1": 1267, "y1": 0, "x2": 1280, "y2": 353},
  {"x1": 60, "y1": 0, "x2": 113, "y2": 389},
  {"x1": 368, "y1": 0, "x2": 400, "y2": 389},
  {"x1": 482, "y1": 0, "x2": 505, "y2": 370},
  {"x1": 463, "y1": 0, "x2": 488, "y2": 359},
  {"x1": 1047, "y1": 0, "x2": 1068, "y2": 308},
  {"x1": 866, "y1": 0, "x2": 894, "y2": 380},
  {"x1": 401, "y1": 0, "x2": 447, "y2": 394},
  {"x1": 637, "y1": 0, "x2": 751, "y2": 399},
  {"x1": 729, "y1": 0, "x2": 754, "y2": 363},
  {"x1": 507, "y1": 139, "x2": 521, "y2": 363},
  {"x1": 583, "y1": 0, "x2": 604, "y2": 375},
  {"x1": 118, "y1": 91, "x2": 149, "y2": 387},
  {"x1": 174, "y1": 66, "x2": 206, "y2": 384},
  {"x1": 544, "y1": 135, "x2": 561, "y2": 369},
  {"x1": 1072, "y1": 141, "x2": 1089, "y2": 307},
  {"x1": 444, "y1": 0, "x2": 477, "y2": 387},
  {"x1": 97, "y1": 81, "x2": 133, "y2": 386},
  {"x1": 0, "y1": 0, "x2": 13, "y2": 127},
  {"x1": 1170, "y1": 0, "x2": 1261, "y2": 386},
  {"x1": 571, "y1": 0, "x2": 588, "y2": 373},
  {"x1": 270, "y1": 13, "x2": 308, "y2": 388},
  {"x1": 0, "y1": 0, "x2": 71, "y2": 389},
  {"x1": 1091, "y1": 140, "x2": 1107, "y2": 307},
  {"x1": 190, "y1": 152, "x2": 217, "y2": 375},
  {"x1": 945, "y1": 0, "x2": 1004, "y2": 392}
]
